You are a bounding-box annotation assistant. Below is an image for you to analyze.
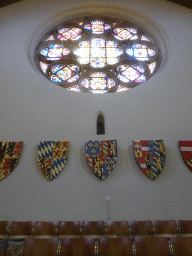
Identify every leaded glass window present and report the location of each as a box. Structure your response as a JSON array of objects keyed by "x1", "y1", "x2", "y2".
[{"x1": 35, "y1": 17, "x2": 160, "y2": 94}]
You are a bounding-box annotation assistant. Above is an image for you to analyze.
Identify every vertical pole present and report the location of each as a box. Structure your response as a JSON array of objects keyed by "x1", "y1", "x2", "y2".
[{"x1": 106, "y1": 196, "x2": 110, "y2": 220}]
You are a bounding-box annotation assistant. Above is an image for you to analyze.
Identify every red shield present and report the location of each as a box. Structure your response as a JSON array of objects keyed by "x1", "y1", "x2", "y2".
[
  {"x1": 179, "y1": 140, "x2": 192, "y2": 171},
  {"x1": 133, "y1": 140, "x2": 166, "y2": 180},
  {"x1": 0, "y1": 141, "x2": 23, "y2": 181}
]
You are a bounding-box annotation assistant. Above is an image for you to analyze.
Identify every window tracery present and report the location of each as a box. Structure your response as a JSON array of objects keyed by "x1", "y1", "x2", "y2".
[{"x1": 35, "y1": 17, "x2": 160, "y2": 94}]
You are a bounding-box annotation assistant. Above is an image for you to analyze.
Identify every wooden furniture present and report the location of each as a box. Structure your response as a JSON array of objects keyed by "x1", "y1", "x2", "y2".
[
  {"x1": 153, "y1": 220, "x2": 178, "y2": 237},
  {"x1": 33, "y1": 221, "x2": 57, "y2": 238},
  {"x1": 129, "y1": 220, "x2": 154, "y2": 237},
  {"x1": 58, "y1": 221, "x2": 81, "y2": 238},
  {"x1": 106, "y1": 221, "x2": 129, "y2": 238},
  {"x1": 98, "y1": 237, "x2": 133, "y2": 256},
  {"x1": 22, "y1": 238, "x2": 58, "y2": 256},
  {"x1": 60, "y1": 238, "x2": 95, "y2": 256},
  {"x1": 134, "y1": 237, "x2": 171, "y2": 256},
  {"x1": 9, "y1": 221, "x2": 33, "y2": 238},
  {"x1": 82, "y1": 221, "x2": 105, "y2": 238}
]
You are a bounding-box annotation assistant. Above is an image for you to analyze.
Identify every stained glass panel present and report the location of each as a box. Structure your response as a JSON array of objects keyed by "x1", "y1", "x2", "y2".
[
  {"x1": 114, "y1": 28, "x2": 138, "y2": 41},
  {"x1": 116, "y1": 85, "x2": 130, "y2": 92},
  {"x1": 40, "y1": 45, "x2": 70, "y2": 60},
  {"x1": 141, "y1": 35, "x2": 150, "y2": 41},
  {"x1": 37, "y1": 17, "x2": 159, "y2": 93},
  {"x1": 46, "y1": 35, "x2": 55, "y2": 41},
  {"x1": 148, "y1": 62, "x2": 156, "y2": 73},
  {"x1": 82, "y1": 72, "x2": 115, "y2": 91},
  {"x1": 117, "y1": 64, "x2": 145, "y2": 83},
  {"x1": 74, "y1": 39, "x2": 122, "y2": 68},
  {"x1": 126, "y1": 44, "x2": 156, "y2": 61},
  {"x1": 58, "y1": 28, "x2": 81, "y2": 41},
  {"x1": 51, "y1": 64, "x2": 79, "y2": 82},
  {"x1": 67, "y1": 85, "x2": 80, "y2": 92},
  {"x1": 84, "y1": 20, "x2": 110, "y2": 34},
  {"x1": 40, "y1": 61, "x2": 49, "y2": 73},
  {"x1": 90, "y1": 72, "x2": 106, "y2": 78}
]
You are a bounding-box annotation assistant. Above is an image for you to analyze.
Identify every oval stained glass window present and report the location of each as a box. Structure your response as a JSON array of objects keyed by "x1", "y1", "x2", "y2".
[{"x1": 35, "y1": 16, "x2": 160, "y2": 93}]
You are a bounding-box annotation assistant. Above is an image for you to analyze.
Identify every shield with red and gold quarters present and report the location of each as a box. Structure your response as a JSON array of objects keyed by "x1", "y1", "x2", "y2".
[
  {"x1": 179, "y1": 140, "x2": 192, "y2": 172},
  {"x1": 37, "y1": 141, "x2": 69, "y2": 181},
  {"x1": 133, "y1": 140, "x2": 166, "y2": 180},
  {"x1": 86, "y1": 140, "x2": 117, "y2": 180},
  {"x1": 0, "y1": 141, "x2": 23, "y2": 181}
]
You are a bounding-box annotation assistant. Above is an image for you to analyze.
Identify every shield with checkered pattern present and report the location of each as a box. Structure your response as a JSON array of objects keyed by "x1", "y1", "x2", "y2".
[
  {"x1": 179, "y1": 140, "x2": 192, "y2": 172},
  {"x1": 86, "y1": 140, "x2": 117, "y2": 180},
  {"x1": 133, "y1": 140, "x2": 166, "y2": 180},
  {"x1": 37, "y1": 141, "x2": 69, "y2": 181},
  {"x1": 0, "y1": 141, "x2": 23, "y2": 181}
]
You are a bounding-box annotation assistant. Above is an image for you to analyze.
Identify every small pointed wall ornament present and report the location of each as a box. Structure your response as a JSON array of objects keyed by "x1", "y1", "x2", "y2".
[
  {"x1": 86, "y1": 140, "x2": 117, "y2": 180},
  {"x1": 0, "y1": 141, "x2": 23, "y2": 181},
  {"x1": 133, "y1": 140, "x2": 166, "y2": 180},
  {"x1": 37, "y1": 141, "x2": 69, "y2": 181},
  {"x1": 178, "y1": 140, "x2": 192, "y2": 171}
]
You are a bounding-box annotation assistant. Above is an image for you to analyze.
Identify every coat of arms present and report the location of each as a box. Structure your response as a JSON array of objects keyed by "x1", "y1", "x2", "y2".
[
  {"x1": 133, "y1": 140, "x2": 165, "y2": 180},
  {"x1": 0, "y1": 141, "x2": 23, "y2": 181},
  {"x1": 86, "y1": 140, "x2": 117, "y2": 180},
  {"x1": 37, "y1": 141, "x2": 69, "y2": 181},
  {"x1": 179, "y1": 140, "x2": 192, "y2": 171}
]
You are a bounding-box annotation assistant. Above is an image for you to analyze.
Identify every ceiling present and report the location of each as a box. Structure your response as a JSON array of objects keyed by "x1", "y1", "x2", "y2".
[{"x1": 0, "y1": 0, "x2": 192, "y2": 9}]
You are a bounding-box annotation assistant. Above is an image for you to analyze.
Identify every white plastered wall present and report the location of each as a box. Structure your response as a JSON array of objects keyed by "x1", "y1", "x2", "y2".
[{"x1": 0, "y1": 0, "x2": 192, "y2": 221}]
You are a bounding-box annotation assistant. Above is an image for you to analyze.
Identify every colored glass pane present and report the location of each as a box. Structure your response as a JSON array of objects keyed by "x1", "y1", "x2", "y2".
[
  {"x1": 90, "y1": 72, "x2": 106, "y2": 78},
  {"x1": 148, "y1": 62, "x2": 156, "y2": 73},
  {"x1": 46, "y1": 35, "x2": 55, "y2": 41},
  {"x1": 114, "y1": 28, "x2": 138, "y2": 41},
  {"x1": 40, "y1": 44, "x2": 70, "y2": 60},
  {"x1": 92, "y1": 89, "x2": 107, "y2": 94},
  {"x1": 40, "y1": 61, "x2": 49, "y2": 73},
  {"x1": 117, "y1": 64, "x2": 145, "y2": 82},
  {"x1": 36, "y1": 17, "x2": 159, "y2": 93},
  {"x1": 82, "y1": 72, "x2": 115, "y2": 92},
  {"x1": 51, "y1": 64, "x2": 79, "y2": 82},
  {"x1": 126, "y1": 44, "x2": 156, "y2": 61},
  {"x1": 67, "y1": 85, "x2": 80, "y2": 92},
  {"x1": 74, "y1": 39, "x2": 122, "y2": 68},
  {"x1": 116, "y1": 85, "x2": 130, "y2": 92},
  {"x1": 135, "y1": 75, "x2": 146, "y2": 82},
  {"x1": 58, "y1": 28, "x2": 81, "y2": 41},
  {"x1": 141, "y1": 35, "x2": 150, "y2": 41},
  {"x1": 91, "y1": 38, "x2": 105, "y2": 47},
  {"x1": 84, "y1": 20, "x2": 110, "y2": 34}
]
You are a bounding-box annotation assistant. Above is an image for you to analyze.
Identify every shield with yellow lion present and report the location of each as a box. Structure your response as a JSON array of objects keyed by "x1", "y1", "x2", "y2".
[
  {"x1": 37, "y1": 141, "x2": 69, "y2": 181},
  {"x1": 0, "y1": 141, "x2": 23, "y2": 181},
  {"x1": 134, "y1": 140, "x2": 166, "y2": 180},
  {"x1": 86, "y1": 140, "x2": 117, "y2": 180}
]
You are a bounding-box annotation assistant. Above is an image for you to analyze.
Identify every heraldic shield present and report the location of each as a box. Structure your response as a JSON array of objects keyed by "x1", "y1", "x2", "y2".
[
  {"x1": 37, "y1": 141, "x2": 69, "y2": 181},
  {"x1": 86, "y1": 140, "x2": 117, "y2": 180},
  {"x1": 179, "y1": 140, "x2": 192, "y2": 171},
  {"x1": 134, "y1": 140, "x2": 165, "y2": 180},
  {"x1": 0, "y1": 141, "x2": 23, "y2": 181}
]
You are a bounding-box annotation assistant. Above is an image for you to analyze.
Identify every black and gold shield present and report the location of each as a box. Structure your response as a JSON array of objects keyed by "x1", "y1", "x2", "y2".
[{"x1": 0, "y1": 141, "x2": 23, "y2": 181}]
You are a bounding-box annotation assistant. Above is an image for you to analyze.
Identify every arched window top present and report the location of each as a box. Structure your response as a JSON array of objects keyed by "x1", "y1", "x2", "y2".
[
  {"x1": 97, "y1": 113, "x2": 105, "y2": 135},
  {"x1": 35, "y1": 16, "x2": 160, "y2": 94}
]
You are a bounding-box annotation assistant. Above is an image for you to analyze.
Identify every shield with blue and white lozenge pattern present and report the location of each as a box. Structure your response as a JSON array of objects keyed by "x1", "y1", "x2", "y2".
[
  {"x1": 86, "y1": 140, "x2": 117, "y2": 180},
  {"x1": 37, "y1": 141, "x2": 69, "y2": 181},
  {"x1": 133, "y1": 140, "x2": 165, "y2": 180},
  {"x1": 0, "y1": 141, "x2": 23, "y2": 181},
  {"x1": 179, "y1": 140, "x2": 192, "y2": 172}
]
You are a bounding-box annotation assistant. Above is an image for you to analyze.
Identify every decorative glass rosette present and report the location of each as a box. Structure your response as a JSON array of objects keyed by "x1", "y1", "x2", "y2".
[{"x1": 35, "y1": 17, "x2": 159, "y2": 94}]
